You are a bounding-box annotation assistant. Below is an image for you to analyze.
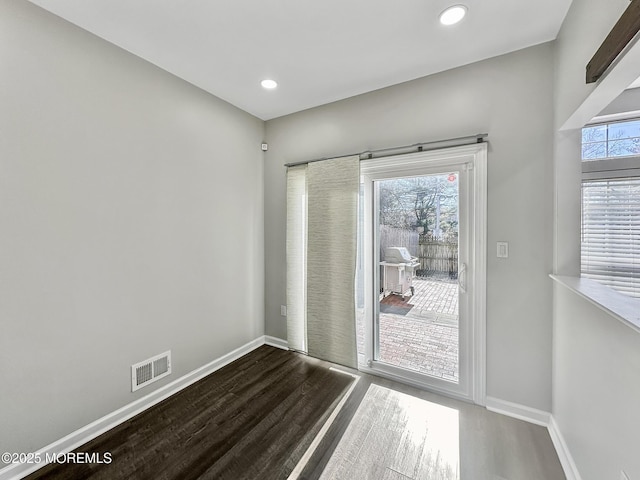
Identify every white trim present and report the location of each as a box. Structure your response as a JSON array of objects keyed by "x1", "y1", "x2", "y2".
[
  {"x1": 287, "y1": 370, "x2": 360, "y2": 479},
  {"x1": 0, "y1": 336, "x2": 271, "y2": 480},
  {"x1": 472, "y1": 144, "x2": 488, "y2": 406},
  {"x1": 485, "y1": 399, "x2": 582, "y2": 480},
  {"x1": 550, "y1": 275, "x2": 640, "y2": 334},
  {"x1": 589, "y1": 109, "x2": 640, "y2": 125},
  {"x1": 264, "y1": 335, "x2": 289, "y2": 350},
  {"x1": 358, "y1": 364, "x2": 472, "y2": 404},
  {"x1": 548, "y1": 415, "x2": 583, "y2": 480},
  {"x1": 359, "y1": 143, "x2": 485, "y2": 177},
  {"x1": 485, "y1": 396, "x2": 550, "y2": 427},
  {"x1": 360, "y1": 143, "x2": 487, "y2": 404}
]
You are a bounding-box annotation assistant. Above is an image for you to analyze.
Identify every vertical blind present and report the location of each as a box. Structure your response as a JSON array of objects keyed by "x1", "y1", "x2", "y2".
[
  {"x1": 581, "y1": 177, "x2": 640, "y2": 298},
  {"x1": 286, "y1": 165, "x2": 308, "y2": 352},
  {"x1": 286, "y1": 156, "x2": 359, "y2": 368}
]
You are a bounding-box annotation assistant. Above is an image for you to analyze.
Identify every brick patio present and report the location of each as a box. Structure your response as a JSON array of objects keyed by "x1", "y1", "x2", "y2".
[{"x1": 357, "y1": 274, "x2": 460, "y2": 382}]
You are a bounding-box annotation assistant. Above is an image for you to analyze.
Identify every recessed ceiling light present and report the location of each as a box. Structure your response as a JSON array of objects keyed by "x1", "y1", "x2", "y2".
[
  {"x1": 439, "y1": 5, "x2": 467, "y2": 26},
  {"x1": 261, "y1": 79, "x2": 278, "y2": 89}
]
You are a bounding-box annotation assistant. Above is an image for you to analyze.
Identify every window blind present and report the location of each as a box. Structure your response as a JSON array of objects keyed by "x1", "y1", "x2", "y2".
[
  {"x1": 285, "y1": 156, "x2": 359, "y2": 368},
  {"x1": 306, "y1": 156, "x2": 359, "y2": 368},
  {"x1": 286, "y1": 165, "x2": 308, "y2": 353},
  {"x1": 581, "y1": 178, "x2": 640, "y2": 298}
]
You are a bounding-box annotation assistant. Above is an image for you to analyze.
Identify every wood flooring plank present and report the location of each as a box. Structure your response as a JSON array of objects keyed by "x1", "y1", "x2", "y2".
[
  {"x1": 149, "y1": 360, "x2": 337, "y2": 479},
  {"x1": 295, "y1": 373, "x2": 372, "y2": 480},
  {"x1": 387, "y1": 395, "x2": 429, "y2": 479},
  {"x1": 249, "y1": 371, "x2": 353, "y2": 478},
  {"x1": 22, "y1": 347, "x2": 566, "y2": 480},
  {"x1": 101, "y1": 350, "x2": 305, "y2": 479},
  {"x1": 320, "y1": 384, "x2": 459, "y2": 480},
  {"x1": 83, "y1": 347, "x2": 291, "y2": 455},
  {"x1": 382, "y1": 468, "x2": 414, "y2": 480},
  {"x1": 195, "y1": 364, "x2": 351, "y2": 479},
  {"x1": 24, "y1": 346, "x2": 353, "y2": 480}
]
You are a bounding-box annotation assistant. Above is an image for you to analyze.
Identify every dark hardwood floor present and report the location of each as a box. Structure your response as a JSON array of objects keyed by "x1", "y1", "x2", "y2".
[
  {"x1": 25, "y1": 346, "x2": 353, "y2": 480},
  {"x1": 22, "y1": 346, "x2": 566, "y2": 480}
]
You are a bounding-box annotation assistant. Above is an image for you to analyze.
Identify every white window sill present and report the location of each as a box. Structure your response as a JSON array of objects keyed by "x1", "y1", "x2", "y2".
[{"x1": 550, "y1": 275, "x2": 640, "y2": 334}]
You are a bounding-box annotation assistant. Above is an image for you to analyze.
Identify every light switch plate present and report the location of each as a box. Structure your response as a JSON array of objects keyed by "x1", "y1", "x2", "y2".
[
  {"x1": 497, "y1": 241, "x2": 509, "y2": 258},
  {"x1": 280, "y1": 305, "x2": 287, "y2": 316}
]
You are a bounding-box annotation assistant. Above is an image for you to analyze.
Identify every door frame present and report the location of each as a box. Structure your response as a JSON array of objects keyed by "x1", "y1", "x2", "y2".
[{"x1": 359, "y1": 143, "x2": 487, "y2": 405}]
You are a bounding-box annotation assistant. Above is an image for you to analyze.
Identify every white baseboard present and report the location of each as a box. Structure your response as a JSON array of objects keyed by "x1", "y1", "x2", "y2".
[
  {"x1": 485, "y1": 396, "x2": 551, "y2": 427},
  {"x1": 548, "y1": 415, "x2": 582, "y2": 480},
  {"x1": 485, "y1": 398, "x2": 581, "y2": 480},
  {"x1": 264, "y1": 335, "x2": 289, "y2": 350},
  {"x1": 0, "y1": 336, "x2": 271, "y2": 480}
]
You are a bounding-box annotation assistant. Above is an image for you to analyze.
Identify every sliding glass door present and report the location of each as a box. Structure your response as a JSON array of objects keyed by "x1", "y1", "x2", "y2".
[{"x1": 359, "y1": 144, "x2": 486, "y2": 403}]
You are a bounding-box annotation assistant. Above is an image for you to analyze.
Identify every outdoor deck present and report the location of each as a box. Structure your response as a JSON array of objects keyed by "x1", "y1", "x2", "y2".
[{"x1": 357, "y1": 274, "x2": 459, "y2": 382}]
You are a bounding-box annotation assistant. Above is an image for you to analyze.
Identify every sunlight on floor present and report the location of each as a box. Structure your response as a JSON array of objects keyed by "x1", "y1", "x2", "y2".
[{"x1": 320, "y1": 384, "x2": 460, "y2": 480}]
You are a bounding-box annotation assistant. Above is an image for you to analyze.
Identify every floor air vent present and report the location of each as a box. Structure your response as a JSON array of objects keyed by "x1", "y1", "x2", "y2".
[{"x1": 131, "y1": 351, "x2": 171, "y2": 392}]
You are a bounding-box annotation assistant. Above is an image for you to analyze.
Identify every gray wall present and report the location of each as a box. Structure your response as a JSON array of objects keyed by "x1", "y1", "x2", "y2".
[
  {"x1": 553, "y1": 283, "x2": 640, "y2": 479},
  {"x1": 265, "y1": 43, "x2": 555, "y2": 411},
  {"x1": 552, "y1": 0, "x2": 640, "y2": 478},
  {"x1": 0, "y1": 0, "x2": 264, "y2": 454},
  {"x1": 552, "y1": 0, "x2": 630, "y2": 276}
]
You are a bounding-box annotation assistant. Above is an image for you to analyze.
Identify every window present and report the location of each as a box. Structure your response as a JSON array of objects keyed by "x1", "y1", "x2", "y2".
[
  {"x1": 581, "y1": 118, "x2": 640, "y2": 299},
  {"x1": 582, "y1": 119, "x2": 640, "y2": 160}
]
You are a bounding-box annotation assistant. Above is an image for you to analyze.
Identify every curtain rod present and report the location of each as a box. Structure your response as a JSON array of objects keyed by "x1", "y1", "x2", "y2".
[{"x1": 284, "y1": 133, "x2": 488, "y2": 168}]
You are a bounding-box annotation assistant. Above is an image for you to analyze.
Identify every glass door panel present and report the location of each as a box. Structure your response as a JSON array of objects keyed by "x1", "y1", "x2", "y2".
[{"x1": 375, "y1": 173, "x2": 460, "y2": 383}]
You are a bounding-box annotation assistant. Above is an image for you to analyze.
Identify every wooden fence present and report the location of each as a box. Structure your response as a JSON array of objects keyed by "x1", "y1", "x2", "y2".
[
  {"x1": 417, "y1": 238, "x2": 458, "y2": 276},
  {"x1": 379, "y1": 225, "x2": 419, "y2": 258},
  {"x1": 379, "y1": 226, "x2": 458, "y2": 276}
]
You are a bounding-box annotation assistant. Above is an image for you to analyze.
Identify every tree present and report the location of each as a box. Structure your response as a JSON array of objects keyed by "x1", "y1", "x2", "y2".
[
  {"x1": 582, "y1": 122, "x2": 640, "y2": 160},
  {"x1": 378, "y1": 174, "x2": 459, "y2": 238}
]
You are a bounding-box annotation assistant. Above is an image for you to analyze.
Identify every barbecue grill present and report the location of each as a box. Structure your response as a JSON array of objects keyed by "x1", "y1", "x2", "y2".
[{"x1": 380, "y1": 247, "x2": 420, "y2": 299}]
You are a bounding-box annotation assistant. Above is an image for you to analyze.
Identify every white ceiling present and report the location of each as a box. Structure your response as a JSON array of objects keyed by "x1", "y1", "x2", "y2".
[{"x1": 28, "y1": 0, "x2": 573, "y2": 120}]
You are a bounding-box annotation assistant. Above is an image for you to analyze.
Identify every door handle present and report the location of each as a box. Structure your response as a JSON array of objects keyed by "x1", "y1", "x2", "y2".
[{"x1": 458, "y1": 262, "x2": 467, "y2": 294}]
